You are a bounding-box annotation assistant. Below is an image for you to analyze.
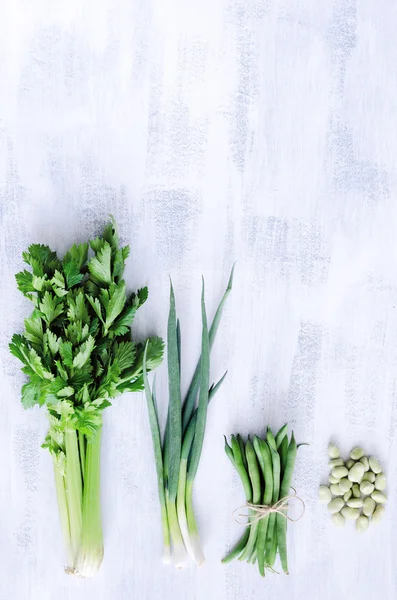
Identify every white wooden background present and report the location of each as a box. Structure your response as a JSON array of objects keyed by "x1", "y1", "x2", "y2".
[{"x1": 1, "y1": 1, "x2": 397, "y2": 599}]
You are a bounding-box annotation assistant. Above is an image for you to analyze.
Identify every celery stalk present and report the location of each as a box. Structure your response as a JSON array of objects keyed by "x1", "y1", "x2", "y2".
[
  {"x1": 53, "y1": 459, "x2": 73, "y2": 569},
  {"x1": 76, "y1": 429, "x2": 104, "y2": 578},
  {"x1": 64, "y1": 426, "x2": 83, "y2": 564}
]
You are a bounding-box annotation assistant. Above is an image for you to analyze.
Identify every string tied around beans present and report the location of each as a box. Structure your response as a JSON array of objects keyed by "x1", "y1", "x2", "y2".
[
  {"x1": 222, "y1": 429, "x2": 306, "y2": 575},
  {"x1": 232, "y1": 488, "x2": 306, "y2": 526}
]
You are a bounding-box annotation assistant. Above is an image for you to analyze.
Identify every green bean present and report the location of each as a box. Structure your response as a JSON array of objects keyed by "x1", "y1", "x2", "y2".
[
  {"x1": 275, "y1": 424, "x2": 288, "y2": 448},
  {"x1": 237, "y1": 434, "x2": 248, "y2": 471},
  {"x1": 279, "y1": 435, "x2": 289, "y2": 478},
  {"x1": 239, "y1": 440, "x2": 261, "y2": 561},
  {"x1": 224, "y1": 436, "x2": 235, "y2": 467},
  {"x1": 265, "y1": 444, "x2": 280, "y2": 568},
  {"x1": 249, "y1": 547, "x2": 257, "y2": 564},
  {"x1": 266, "y1": 427, "x2": 277, "y2": 452},
  {"x1": 257, "y1": 440, "x2": 273, "y2": 576},
  {"x1": 252, "y1": 435, "x2": 266, "y2": 479},
  {"x1": 231, "y1": 435, "x2": 252, "y2": 501},
  {"x1": 277, "y1": 431, "x2": 297, "y2": 574},
  {"x1": 221, "y1": 528, "x2": 250, "y2": 564}
]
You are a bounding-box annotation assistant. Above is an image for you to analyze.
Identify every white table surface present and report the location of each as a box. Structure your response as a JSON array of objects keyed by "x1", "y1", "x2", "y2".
[{"x1": 1, "y1": 1, "x2": 396, "y2": 598}]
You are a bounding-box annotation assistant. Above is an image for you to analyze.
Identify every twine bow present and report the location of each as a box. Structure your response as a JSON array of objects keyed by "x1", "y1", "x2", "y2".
[{"x1": 232, "y1": 488, "x2": 305, "y2": 525}]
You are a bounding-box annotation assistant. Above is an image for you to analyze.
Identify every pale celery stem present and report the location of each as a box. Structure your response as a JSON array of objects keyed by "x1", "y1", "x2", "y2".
[
  {"x1": 76, "y1": 429, "x2": 104, "y2": 578},
  {"x1": 53, "y1": 458, "x2": 73, "y2": 568},
  {"x1": 64, "y1": 426, "x2": 83, "y2": 564},
  {"x1": 78, "y1": 431, "x2": 86, "y2": 483}
]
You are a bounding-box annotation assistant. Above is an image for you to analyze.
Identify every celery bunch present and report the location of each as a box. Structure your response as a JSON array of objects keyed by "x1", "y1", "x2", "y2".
[{"x1": 10, "y1": 220, "x2": 164, "y2": 577}]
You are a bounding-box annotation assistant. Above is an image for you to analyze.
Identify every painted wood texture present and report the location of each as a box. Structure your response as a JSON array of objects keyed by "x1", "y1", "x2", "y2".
[{"x1": 1, "y1": 1, "x2": 396, "y2": 598}]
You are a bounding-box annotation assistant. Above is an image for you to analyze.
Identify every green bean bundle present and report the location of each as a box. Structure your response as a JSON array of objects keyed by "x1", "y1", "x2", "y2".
[{"x1": 223, "y1": 426, "x2": 302, "y2": 576}]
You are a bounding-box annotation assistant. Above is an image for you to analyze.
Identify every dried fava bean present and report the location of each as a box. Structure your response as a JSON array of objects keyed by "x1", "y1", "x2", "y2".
[
  {"x1": 372, "y1": 505, "x2": 385, "y2": 523},
  {"x1": 319, "y1": 486, "x2": 332, "y2": 504},
  {"x1": 369, "y1": 457, "x2": 382, "y2": 474},
  {"x1": 362, "y1": 472, "x2": 375, "y2": 483},
  {"x1": 332, "y1": 512, "x2": 345, "y2": 527},
  {"x1": 328, "y1": 498, "x2": 344, "y2": 513},
  {"x1": 347, "y1": 498, "x2": 363, "y2": 509},
  {"x1": 356, "y1": 515, "x2": 369, "y2": 533},
  {"x1": 341, "y1": 507, "x2": 360, "y2": 520},
  {"x1": 346, "y1": 459, "x2": 354, "y2": 469},
  {"x1": 339, "y1": 478, "x2": 352, "y2": 493},
  {"x1": 330, "y1": 484, "x2": 343, "y2": 496},
  {"x1": 360, "y1": 457, "x2": 369, "y2": 471},
  {"x1": 363, "y1": 497, "x2": 376, "y2": 517},
  {"x1": 375, "y1": 473, "x2": 386, "y2": 491},
  {"x1": 348, "y1": 462, "x2": 365, "y2": 483},
  {"x1": 343, "y1": 490, "x2": 352, "y2": 502},
  {"x1": 371, "y1": 491, "x2": 387, "y2": 504},
  {"x1": 350, "y1": 447, "x2": 364, "y2": 460},
  {"x1": 328, "y1": 459, "x2": 344, "y2": 468},
  {"x1": 332, "y1": 466, "x2": 348, "y2": 479},
  {"x1": 352, "y1": 484, "x2": 360, "y2": 498},
  {"x1": 328, "y1": 444, "x2": 340, "y2": 459},
  {"x1": 360, "y1": 481, "x2": 374, "y2": 496},
  {"x1": 329, "y1": 475, "x2": 339, "y2": 484}
]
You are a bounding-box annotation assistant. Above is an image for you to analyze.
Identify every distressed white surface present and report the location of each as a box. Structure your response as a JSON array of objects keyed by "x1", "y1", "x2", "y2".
[{"x1": 1, "y1": 0, "x2": 397, "y2": 598}]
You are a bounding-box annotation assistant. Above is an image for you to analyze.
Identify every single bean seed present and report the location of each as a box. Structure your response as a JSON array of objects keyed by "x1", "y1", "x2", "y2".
[
  {"x1": 343, "y1": 490, "x2": 352, "y2": 502},
  {"x1": 371, "y1": 491, "x2": 387, "y2": 504},
  {"x1": 328, "y1": 444, "x2": 340, "y2": 459},
  {"x1": 372, "y1": 505, "x2": 385, "y2": 523},
  {"x1": 363, "y1": 497, "x2": 376, "y2": 517},
  {"x1": 328, "y1": 458, "x2": 344, "y2": 468},
  {"x1": 347, "y1": 498, "x2": 363, "y2": 509},
  {"x1": 352, "y1": 484, "x2": 360, "y2": 498},
  {"x1": 362, "y1": 472, "x2": 375, "y2": 483},
  {"x1": 332, "y1": 512, "x2": 345, "y2": 527},
  {"x1": 375, "y1": 473, "x2": 386, "y2": 491},
  {"x1": 360, "y1": 457, "x2": 369, "y2": 471},
  {"x1": 319, "y1": 486, "x2": 332, "y2": 504},
  {"x1": 369, "y1": 457, "x2": 382, "y2": 474},
  {"x1": 348, "y1": 462, "x2": 365, "y2": 483},
  {"x1": 332, "y1": 466, "x2": 348, "y2": 479},
  {"x1": 350, "y1": 447, "x2": 364, "y2": 460},
  {"x1": 341, "y1": 507, "x2": 360, "y2": 520},
  {"x1": 339, "y1": 478, "x2": 352, "y2": 493},
  {"x1": 330, "y1": 484, "x2": 343, "y2": 496},
  {"x1": 360, "y1": 481, "x2": 374, "y2": 495},
  {"x1": 346, "y1": 459, "x2": 354, "y2": 469},
  {"x1": 329, "y1": 475, "x2": 339, "y2": 484},
  {"x1": 356, "y1": 515, "x2": 370, "y2": 533},
  {"x1": 328, "y1": 498, "x2": 344, "y2": 513}
]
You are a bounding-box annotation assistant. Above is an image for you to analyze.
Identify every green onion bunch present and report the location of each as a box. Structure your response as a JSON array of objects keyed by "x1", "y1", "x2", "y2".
[
  {"x1": 223, "y1": 426, "x2": 302, "y2": 575},
  {"x1": 143, "y1": 268, "x2": 234, "y2": 567}
]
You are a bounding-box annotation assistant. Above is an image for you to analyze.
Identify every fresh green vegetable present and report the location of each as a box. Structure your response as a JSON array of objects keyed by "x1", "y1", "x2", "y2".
[
  {"x1": 320, "y1": 445, "x2": 387, "y2": 533},
  {"x1": 143, "y1": 269, "x2": 233, "y2": 566},
  {"x1": 10, "y1": 220, "x2": 164, "y2": 576},
  {"x1": 223, "y1": 426, "x2": 303, "y2": 576}
]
